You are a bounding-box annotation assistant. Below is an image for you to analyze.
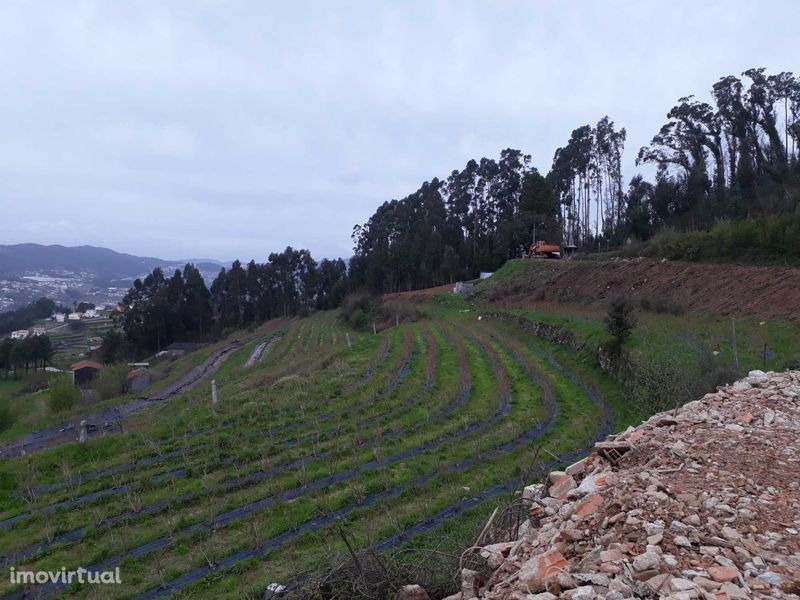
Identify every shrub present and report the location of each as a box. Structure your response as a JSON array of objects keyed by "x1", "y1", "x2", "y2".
[
  {"x1": 624, "y1": 353, "x2": 692, "y2": 414},
  {"x1": 341, "y1": 292, "x2": 379, "y2": 330},
  {"x1": 93, "y1": 363, "x2": 130, "y2": 400},
  {"x1": 19, "y1": 372, "x2": 50, "y2": 395},
  {"x1": 377, "y1": 299, "x2": 425, "y2": 325},
  {"x1": 48, "y1": 376, "x2": 80, "y2": 412},
  {"x1": 0, "y1": 403, "x2": 14, "y2": 432},
  {"x1": 696, "y1": 345, "x2": 740, "y2": 392},
  {"x1": 640, "y1": 297, "x2": 685, "y2": 316},
  {"x1": 67, "y1": 320, "x2": 86, "y2": 332},
  {"x1": 605, "y1": 296, "x2": 637, "y2": 347},
  {"x1": 629, "y1": 213, "x2": 800, "y2": 264},
  {"x1": 654, "y1": 298, "x2": 685, "y2": 316}
]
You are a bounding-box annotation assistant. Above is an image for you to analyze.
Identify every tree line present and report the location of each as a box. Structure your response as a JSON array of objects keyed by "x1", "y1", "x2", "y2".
[
  {"x1": 0, "y1": 335, "x2": 54, "y2": 378},
  {"x1": 349, "y1": 149, "x2": 562, "y2": 293},
  {"x1": 107, "y1": 247, "x2": 347, "y2": 358},
  {"x1": 349, "y1": 123, "x2": 628, "y2": 294},
  {"x1": 97, "y1": 66, "x2": 799, "y2": 354},
  {"x1": 352, "y1": 67, "x2": 799, "y2": 292},
  {"x1": 636, "y1": 68, "x2": 799, "y2": 233},
  {"x1": 0, "y1": 297, "x2": 59, "y2": 336}
]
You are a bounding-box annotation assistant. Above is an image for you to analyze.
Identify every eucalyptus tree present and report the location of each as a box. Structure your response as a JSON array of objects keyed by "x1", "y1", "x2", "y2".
[
  {"x1": 712, "y1": 75, "x2": 748, "y2": 186},
  {"x1": 182, "y1": 264, "x2": 212, "y2": 337},
  {"x1": 744, "y1": 68, "x2": 785, "y2": 166},
  {"x1": 594, "y1": 117, "x2": 626, "y2": 237},
  {"x1": 769, "y1": 71, "x2": 798, "y2": 163},
  {"x1": 625, "y1": 175, "x2": 655, "y2": 240},
  {"x1": 519, "y1": 168, "x2": 560, "y2": 243},
  {"x1": 548, "y1": 119, "x2": 626, "y2": 247},
  {"x1": 637, "y1": 96, "x2": 719, "y2": 203}
]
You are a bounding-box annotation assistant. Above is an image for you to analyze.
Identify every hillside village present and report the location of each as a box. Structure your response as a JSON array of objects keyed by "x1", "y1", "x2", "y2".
[{"x1": 9, "y1": 305, "x2": 109, "y2": 339}]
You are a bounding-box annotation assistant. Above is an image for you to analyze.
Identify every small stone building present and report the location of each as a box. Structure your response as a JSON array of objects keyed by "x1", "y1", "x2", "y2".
[
  {"x1": 70, "y1": 360, "x2": 103, "y2": 386},
  {"x1": 126, "y1": 368, "x2": 153, "y2": 393}
]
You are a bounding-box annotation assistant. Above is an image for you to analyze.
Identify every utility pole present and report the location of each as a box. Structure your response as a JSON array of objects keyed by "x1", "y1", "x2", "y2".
[{"x1": 731, "y1": 317, "x2": 739, "y2": 370}]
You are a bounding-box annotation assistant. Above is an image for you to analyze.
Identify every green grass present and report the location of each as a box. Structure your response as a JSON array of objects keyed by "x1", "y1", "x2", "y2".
[{"x1": 0, "y1": 299, "x2": 696, "y2": 600}]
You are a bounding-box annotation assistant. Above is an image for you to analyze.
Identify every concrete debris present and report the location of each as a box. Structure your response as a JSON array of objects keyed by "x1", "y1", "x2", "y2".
[{"x1": 424, "y1": 369, "x2": 800, "y2": 599}]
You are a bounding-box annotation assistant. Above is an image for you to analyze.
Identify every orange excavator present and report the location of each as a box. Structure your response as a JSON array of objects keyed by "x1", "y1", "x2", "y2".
[{"x1": 525, "y1": 240, "x2": 562, "y2": 259}]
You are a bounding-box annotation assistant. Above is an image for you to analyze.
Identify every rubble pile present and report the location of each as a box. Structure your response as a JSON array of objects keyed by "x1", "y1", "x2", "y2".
[{"x1": 447, "y1": 370, "x2": 800, "y2": 600}]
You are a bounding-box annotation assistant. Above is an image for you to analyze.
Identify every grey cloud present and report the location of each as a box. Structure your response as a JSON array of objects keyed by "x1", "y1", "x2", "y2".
[{"x1": 0, "y1": 0, "x2": 797, "y2": 260}]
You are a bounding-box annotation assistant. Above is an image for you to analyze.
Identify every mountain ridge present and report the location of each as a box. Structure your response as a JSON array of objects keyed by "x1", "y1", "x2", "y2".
[
  {"x1": 0, "y1": 243, "x2": 226, "y2": 280},
  {"x1": 0, "y1": 243, "x2": 228, "y2": 311}
]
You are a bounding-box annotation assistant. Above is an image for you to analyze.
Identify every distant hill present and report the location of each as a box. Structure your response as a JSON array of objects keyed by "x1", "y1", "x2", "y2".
[
  {"x1": 0, "y1": 244, "x2": 226, "y2": 312},
  {"x1": 0, "y1": 244, "x2": 224, "y2": 280}
]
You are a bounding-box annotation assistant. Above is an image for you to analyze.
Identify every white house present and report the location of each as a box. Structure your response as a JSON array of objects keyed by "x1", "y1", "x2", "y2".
[
  {"x1": 84, "y1": 308, "x2": 98, "y2": 318},
  {"x1": 53, "y1": 313, "x2": 66, "y2": 323},
  {"x1": 11, "y1": 330, "x2": 29, "y2": 340},
  {"x1": 68, "y1": 312, "x2": 83, "y2": 321},
  {"x1": 32, "y1": 327, "x2": 47, "y2": 336}
]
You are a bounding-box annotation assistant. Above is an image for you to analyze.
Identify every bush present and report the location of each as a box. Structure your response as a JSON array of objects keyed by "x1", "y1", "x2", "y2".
[
  {"x1": 376, "y1": 299, "x2": 425, "y2": 325},
  {"x1": 68, "y1": 320, "x2": 86, "y2": 332},
  {"x1": 628, "y1": 213, "x2": 800, "y2": 264},
  {"x1": 639, "y1": 297, "x2": 685, "y2": 316},
  {"x1": 696, "y1": 345, "x2": 740, "y2": 392},
  {"x1": 48, "y1": 376, "x2": 80, "y2": 412},
  {"x1": 93, "y1": 363, "x2": 130, "y2": 400},
  {"x1": 18, "y1": 372, "x2": 50, "y2": 395},
  {"x1": 605, "y1": 296, "x2": 637, "y2": 347},
  {"x1": 624, "y1": 353, "x2": 692, "y2": 414},
  {"x1": 341, "y1": 292, "x2": 379, "y2": 330},
  {"x1": 0, "y1": 403, "x2": 14, "y2": 432}
]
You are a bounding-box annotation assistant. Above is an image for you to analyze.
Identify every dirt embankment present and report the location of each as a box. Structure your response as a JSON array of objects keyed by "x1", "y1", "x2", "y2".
[{"x1": 471, "y1": 258, "x2": 800, "y2": 321}]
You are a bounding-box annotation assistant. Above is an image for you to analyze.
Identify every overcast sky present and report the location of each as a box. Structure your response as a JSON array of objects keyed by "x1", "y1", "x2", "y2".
[{"x1": 0, "y1": 1, "x2": 797, "y2": 262}]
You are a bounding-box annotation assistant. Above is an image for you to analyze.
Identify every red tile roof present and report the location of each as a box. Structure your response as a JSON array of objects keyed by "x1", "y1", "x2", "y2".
[{"x1": 70, "y1": 360, "x2": 103, "y2": 371}]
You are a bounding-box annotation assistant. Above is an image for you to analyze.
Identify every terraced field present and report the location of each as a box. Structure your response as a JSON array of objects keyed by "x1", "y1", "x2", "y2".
[
  {"x1": 44, "y1": 318, "x2": 115, "y2": 366},
  {"x1": 0, "y1": 298, "x2": 635, "y2": 599}
]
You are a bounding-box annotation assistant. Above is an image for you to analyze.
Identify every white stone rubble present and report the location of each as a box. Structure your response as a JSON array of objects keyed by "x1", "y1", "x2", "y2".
[{"x1": 439, "y1": 370, "x2": 800, "y2": 599}]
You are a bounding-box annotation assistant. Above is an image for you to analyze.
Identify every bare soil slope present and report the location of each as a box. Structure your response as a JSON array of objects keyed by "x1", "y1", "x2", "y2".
[{"x1": 471, "y1": 258, "x2": 800, "y2": 321}]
